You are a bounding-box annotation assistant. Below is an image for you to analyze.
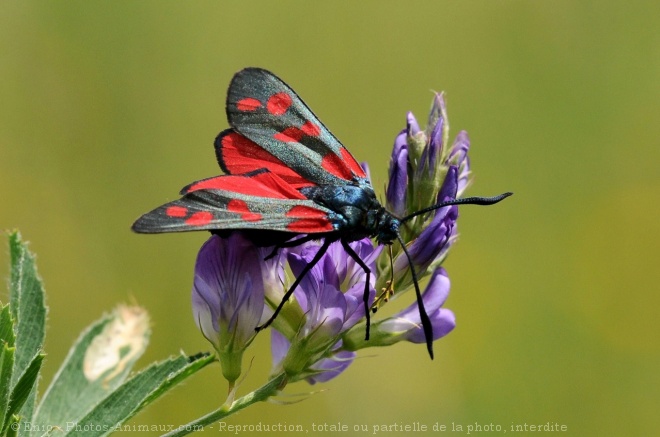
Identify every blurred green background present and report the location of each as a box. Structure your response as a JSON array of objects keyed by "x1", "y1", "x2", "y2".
[{"x1": 1, "y1": 1, "x2": 659, "y2": 435}]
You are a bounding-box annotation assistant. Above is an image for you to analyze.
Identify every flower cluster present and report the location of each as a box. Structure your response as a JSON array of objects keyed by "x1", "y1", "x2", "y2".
[{"x1": 192, "y1": 93, "x2": 472, "y2": 388}]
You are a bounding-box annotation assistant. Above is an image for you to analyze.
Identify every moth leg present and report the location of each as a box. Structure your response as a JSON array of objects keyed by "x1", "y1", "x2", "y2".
[
  {"x1": 341, "y1": 240, "x2": 373, "y2": 341},
  {"x1": 257, "y1": 237, "x2": 334, "y2": 332}
]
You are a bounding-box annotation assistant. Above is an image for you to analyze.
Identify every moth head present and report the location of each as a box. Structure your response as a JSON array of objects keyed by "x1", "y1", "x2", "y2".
[{"x1": 375, "y1": 211, "x2": 400, "y2": 246}]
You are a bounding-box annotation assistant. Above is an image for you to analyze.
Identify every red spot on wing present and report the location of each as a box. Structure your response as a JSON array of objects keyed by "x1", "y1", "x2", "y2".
[
  {"x1": 237, "y1": 98, "x2": 262, "y2": 111},
  {"x1": 321, "y1": 152, "x2": 352, "y2": 180},
  {"x1": 227, "y1": 199, "x2": 262, "y2": 222},
  {"x1": 320, "y1": 148, "x2": 366, "y2": 180},
  {"x1": 267, "y1": 92, "x2": 292, "y2": 116},
  {"x1": 340, "y1": 148, "x2": 366, "y2": 177},
  {"x1": 166, "y1": 206, "x2": 188, "y2": 217},
  {"x1": 273, "y1": 122, "x2": 319, "y2": 143},
  {"x1": 218, "y1": 132, "x2": 314, "y2": 188},
  {"x1": 285, "y1": 205, "x2": 334, "y2": 232},
  {"x1": 227, "y1": 199, "x2": 248, "y2": 211},
  {"x1": 187, "y1": 172, "x2": 306, "y2": 200},
  {"x1": 185, "y1": 211, "x2": 213, "y2": 226},
  {"x1": 274, "y1": 127, "x2": 304, "y2": 143},
  {"x1": 300, "y1": 121, "x2": 320, "y2": 137}
]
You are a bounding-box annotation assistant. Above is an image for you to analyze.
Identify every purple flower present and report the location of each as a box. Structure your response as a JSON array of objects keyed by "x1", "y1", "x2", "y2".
[
  {"x1": 270, "y1": 238, "x2": 379, "y2": 382},
  {"x1": 377, "y1": 268, "x2": 455, "y2": 344},
  {"x1": 192, "y1": 233, "x2": 282, "y2": 383}
]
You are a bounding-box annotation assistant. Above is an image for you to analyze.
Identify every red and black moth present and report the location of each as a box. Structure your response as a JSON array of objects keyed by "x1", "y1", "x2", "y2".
[{"x1": 132, "y1": 68, "x2": 512, "y2": 358}]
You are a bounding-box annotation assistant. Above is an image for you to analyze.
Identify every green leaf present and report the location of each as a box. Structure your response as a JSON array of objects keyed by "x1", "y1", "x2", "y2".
[
  {"x1": 0, "y1": 345, "x2": 16, "y2": 432},
  {"x1": 32, "y1": 306, "x2": 151, "y2": 434},
  {"x1": 0, "y1": 304, "x2": 15, "y2": 348},
  {"x1": 2, "y1": 353, "x2": 44, "y2": 436},
  {"x1": 0, "y1": 304, "x2": 16, "y2": 432},
  {"x1": 65, "y1": 353, "x2": 214, "y2": 437},
  {"x1": 7, "y1": 231, "x2": 47, "y2": 431},
  {"x1": 8, "y1": 232, "x2": 46, "y2": 394}
]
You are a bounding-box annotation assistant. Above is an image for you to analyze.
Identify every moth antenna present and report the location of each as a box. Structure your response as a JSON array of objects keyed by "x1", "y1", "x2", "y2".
[
  {"x1": 396, "y1": 233, "x2": 434, "y2": 359},
  {"x1": 401, "y1": 192, "x2": 513, "y2": 223}
]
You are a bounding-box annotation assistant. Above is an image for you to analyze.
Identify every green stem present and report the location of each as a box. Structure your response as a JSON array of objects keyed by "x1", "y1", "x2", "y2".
[{"x1": 162, "y1": 373, "x2": 287, "y2": 437}]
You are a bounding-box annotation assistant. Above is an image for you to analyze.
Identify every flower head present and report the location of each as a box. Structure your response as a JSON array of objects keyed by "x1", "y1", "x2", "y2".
[{"x1": 378, "y1": 92, "x2": 469, "y2": 295}]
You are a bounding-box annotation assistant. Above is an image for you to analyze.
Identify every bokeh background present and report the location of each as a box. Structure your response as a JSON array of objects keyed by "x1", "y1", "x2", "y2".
[{"x1": 1, "y1": 1, "x2": 658, "y2": 435}]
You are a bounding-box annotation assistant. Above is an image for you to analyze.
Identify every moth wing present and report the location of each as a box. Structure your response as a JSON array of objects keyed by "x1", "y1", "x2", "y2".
[
  {"x1": 133, "y1": 170, "x2": 337, "y2": 234},
  {"x1": 224, "y1": 68, "x2": 368, "y2": 186}
]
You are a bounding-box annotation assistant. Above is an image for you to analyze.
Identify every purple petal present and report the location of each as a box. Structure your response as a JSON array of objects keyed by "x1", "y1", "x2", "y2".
[
  {"x1": 407, "y1": 111, "x2": 420, "y2": 136},
  {"x1": 449, "y1": 131, "x2": 471, "y2": 195},
  {"x1": 380, "y1": 268, "x2": 455, "y2": 344},
  {"x1": 395, "y1": 267, "x2": 450, "y2": 321},
  {"x1": 306, "y1": 347, "x2": 356, "y2": 384},
  {"x1": 286, "y1": 242, "x2": 350, "y2": 338},
  {"x1": 344, "y1": 239, "x2": 380, "y2": 289},
  {"x1": 386, "y1": 129, "x2": 409, "y2": 216},
  {"x1": 449, "y1": 131, "x2": 470, "y2": 164},
  {"x1": 404, "y1": 308, "x2": 455, "y2": 344},
  {"x1": 437, "y1": 165, "x2": 459, "y2": 203},
  {"x1": 306, "y1": 283, "x2": 348, "y2": 338},
  {"x1": 192, "y1": 291, "x2": 219, "y2": 346},
  {"x1": 191, "y1": 234, "x2": 266, "y2": 347}
]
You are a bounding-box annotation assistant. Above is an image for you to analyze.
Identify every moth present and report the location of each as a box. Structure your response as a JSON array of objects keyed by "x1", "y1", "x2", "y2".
[{"x1": 133, "y1": 68, "x2": 511, "y2": 358}]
